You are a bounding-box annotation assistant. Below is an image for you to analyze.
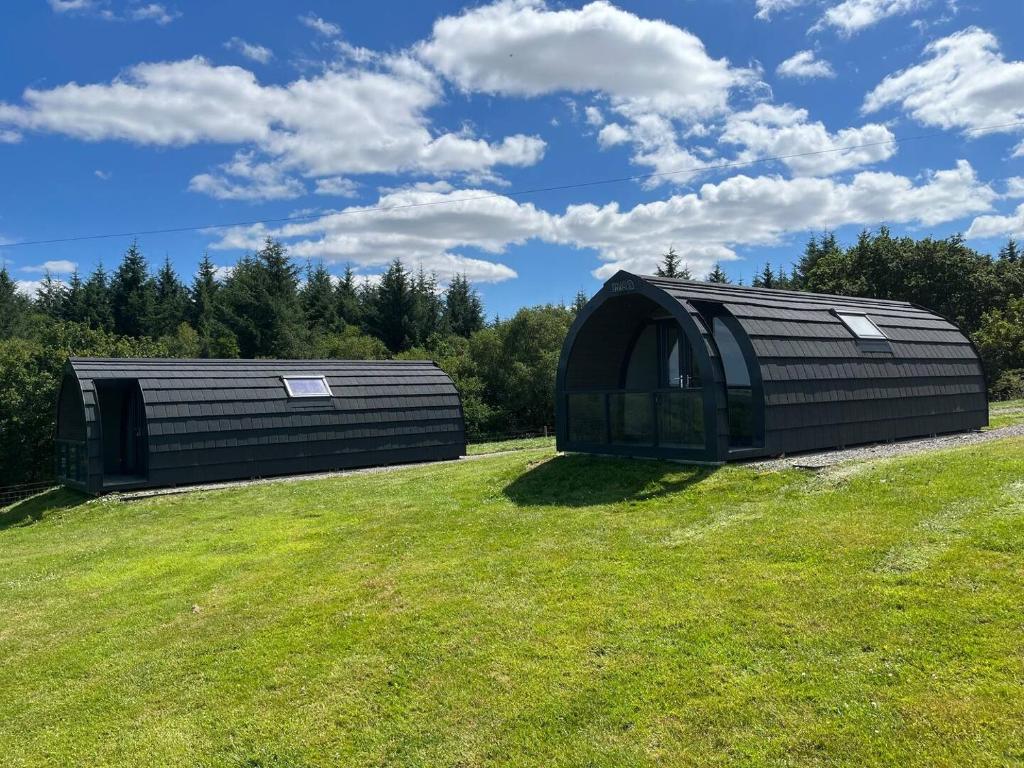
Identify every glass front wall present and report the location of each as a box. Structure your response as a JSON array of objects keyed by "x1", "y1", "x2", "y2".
[
  {"x1": 609, "y1": 392, "x2": 655, "y2": 444},
  {"x1": 656, "y1": 389, "x2": 705, "y2": 447},
  {"x1": 567, "y1": 393, "x2": 606, "y2": 444}
]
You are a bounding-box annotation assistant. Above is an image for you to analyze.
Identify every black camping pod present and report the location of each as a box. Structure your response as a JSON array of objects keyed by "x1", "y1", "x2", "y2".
[
  {"x1": 56, "y1": 358, "x2": 466, "y2": 494},
  {"x1": 556, "y1": 271, "x2": 988, "y2": 463}
]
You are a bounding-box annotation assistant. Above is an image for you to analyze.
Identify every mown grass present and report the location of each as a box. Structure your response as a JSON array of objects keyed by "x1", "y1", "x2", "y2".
[
  {"x1": 1, "y1": 437, "x2": 1023, "y2": 767},
  {"x1": 467, "y1": 435, "x2": 555, "y2": 454},
  {"x1": 988, "y1": 398, "x2": 1024, "y2": 429}
]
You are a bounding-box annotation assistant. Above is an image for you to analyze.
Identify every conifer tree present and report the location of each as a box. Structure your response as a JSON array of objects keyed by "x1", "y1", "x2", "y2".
[
  {"x1": 706, "y1": 263, "x2": 730, "y2": 283},
  {"x1": 999, "y1": 238, "x2": 1019, "y2": 263},
  {"x1": 444, "y1": 273, "x2": 485, "y2": 337},
  {"x1": 752, "y1": 263, "x2": 776, "y2": 289},
  {"x1": 656, "y1": 247, "x2": 691, "y2": 279},
  {"x1": 35, "y1": 269, "x2": 66, "y2": 317},
  {"x1": 336, "y1": 265, "x2": 362, "y2": 327},
  {"x1": 301, "y1": 261, "x2": 338, "y2": 334},
  {"x1": 411, "y1": 265, "x2": 442, "y2": 345},
  {"x1": 110, "y1": 241, "x2": 156, "y2": 337},
  {"x1": 570, "y1": 289, "x2": 589, "y2": 314},
  {"x1": 190, "y1": 253, "x2": 219, "y2": 328},
  {"x1": 82, "y1": 262, "x2": 114, "y2": 332},
  {"x1": 152, "y1": 257, "x2": 189, "y2": 338},
  {"x1": 0, "y1": 265, "x2": 31, "y2": 338},
  {"x1": 370, "y1": 258, "x2": 417, "y2": 352}
]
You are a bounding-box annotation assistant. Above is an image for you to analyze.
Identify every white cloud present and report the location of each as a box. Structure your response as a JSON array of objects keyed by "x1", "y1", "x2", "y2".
[
  {"x1": 209, "y1": 185, "x2": 557, "y2": 283},
  {"x1": 720, "y1": 104, "x2": 896, "y2": 176},
  {"x1": 299, "y1": 13, "x2": 340, "y2": 37},
  {"x1": 129, "y1": 3, "x2": 178, "y2": 24},
  {"x1": 597, "y1": 123, "x2": 630, "y2": 148},
  {"x1": 20, "y1": 259, "x2": 77, "y2": 274},
  {"x1": 1004, "y1": 177, "x2": 1024, "y2": 199},
  {"x1": 816, "y1": 0, "x2": 929, "y2": 35},
  {"x1": 189, "y1": 152, "x2": 306, "y2": 201},
  {"x1": 207, "y1": 162, "x2": 995, "y2": 283},
  {"x1": 94, "y1": 169, "x2": 111, "y2": 180},
  {"x1": 755, "y1": 0, "x2": 814, "y2": 20},
  {"x1": 776, "y1": 50, "x2": 836, "y2": 79},
  {"x1": 0, "y1": 55, "x2": 546, "y2": 182},
  {"x1": 418, "y1": 0, "x2": 756, "y2": 120},
  {"x1": 560, "y1": 160, "x2": 996, "y2": 277},
  {"x1": 314, "y1": 177, "x2": 359, "y2": 197},
  {"x1": 864, "y1": 27, "x2": 1024, "y2": 155},
  {"x1": 585, "y1": 106, "x2": 604, "y2": 126},
  {"x1": 966, "y1": 205, "x2": 1024, "y2": 239},
  {"x1": 0, "y1": 129, "x2": 22, "y2": 143},
  {"x1": 224, "y1": 37, "x2": 273, "y2": 64},
  {"x1": 48, "y1": 0, "x2": 92, "y2": 12},
  {"x1": 15, "y1": 279, "x2": 57, "y2": 297}
]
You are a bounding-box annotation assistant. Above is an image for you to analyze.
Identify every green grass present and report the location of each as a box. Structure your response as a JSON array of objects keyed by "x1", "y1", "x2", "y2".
[
  {"x1": 467, "y1": 435, "x2": 555, "y2": 454},
  {"x1": 988, "y1": 398, "x2": 1024, "y2": 429},
  {"x1": 2, "y1": 439, "x2": 1024, "y2": 767}
]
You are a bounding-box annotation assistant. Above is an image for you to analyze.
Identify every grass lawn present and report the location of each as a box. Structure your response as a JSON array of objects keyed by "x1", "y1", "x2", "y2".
[
  {"x1": 988, "y1": 398, "x2": 1024, "y2": 429},
  {"x1": 467, "y1": 435, "x2": 555, "y2": 454},
  {"x1": 2, "y1": 438, "x2": 1023, "y2": 767}
]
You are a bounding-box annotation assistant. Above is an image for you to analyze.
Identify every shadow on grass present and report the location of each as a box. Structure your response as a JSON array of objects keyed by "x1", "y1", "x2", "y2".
[
  {"x1": 0, "y1": 487, "x2": 89, "y2": 531},
  {"x1": 504, "y1": 453, "x2": 716, "y2": 507}
]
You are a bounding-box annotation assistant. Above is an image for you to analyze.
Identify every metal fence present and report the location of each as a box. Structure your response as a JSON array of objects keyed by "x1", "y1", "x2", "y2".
[{"x1": 0, "y1": 481, "x2": 58, "y2": 509}]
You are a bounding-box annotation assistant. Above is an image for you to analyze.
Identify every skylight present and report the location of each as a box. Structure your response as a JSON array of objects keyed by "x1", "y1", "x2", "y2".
[
  {"x1": 836, "y1": 313, "x2": 885, "y2": 339},
  {"x1": 282, "y1": 376, "x2": 332, "y2": 398}
]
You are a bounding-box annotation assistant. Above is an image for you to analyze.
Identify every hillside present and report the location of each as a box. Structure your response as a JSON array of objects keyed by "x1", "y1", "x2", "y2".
[{"x1": 2, "y1": 431, "x2": 1023, "y2": 767}]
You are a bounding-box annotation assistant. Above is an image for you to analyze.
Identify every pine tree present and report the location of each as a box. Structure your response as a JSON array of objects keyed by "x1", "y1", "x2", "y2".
[
  {"x1": 570, "y1": 289, "x2": 589, "y2": 314},
  {"x1": 999, "y1": 238, "x2": 1020, "y2": 263},
  {"x1": 301, "y1": 261, "x2": 338, "y2": 335},
  {"x1": 63, "y1": 268, "x2": 88, "y2": 323},
  {"x1": 336, "y1": 265, "x2": 362, "y2": 327},
  {"x1": 0, "y1": 264, "x2": 31, "y2": 338},
  {"x1": 190, "y1": 253, "x2": 219, "y2": 328},
  {"x1": 411, "y1": 265, "x2": 442, "y2": 345},
  {"x1": 35, "y1": 270, "x2": 66, "y2": 317},
  {"x1": 706, "y1": 263, "x2": 730, "y2": 283},
  {"x1": 370, "y1": 258, "x2": 417, "y2": 352},
  {"x1": 444, "y1": 273, "x2": 485, "y2": 337},
  {"x1": 656, "y1": 247, "x2": 691, "y2": 279},
  {"x1": 752, "y1": 263, "x2": 776, "y2": 289},
  {"x1": 110, "y1": 241, "x2": 156, "y2": 337},
  {"x1": 82, "y1": 262, "x2": 114, "y2": 331},
  {"x1": 152, "y1": 257, "x2": 189, "y2": 338}
]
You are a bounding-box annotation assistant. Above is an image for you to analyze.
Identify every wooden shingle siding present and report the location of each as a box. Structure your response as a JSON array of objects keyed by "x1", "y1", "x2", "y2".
[{"x1": 62, "y1": 358, "x2": 466, "y2": 494}]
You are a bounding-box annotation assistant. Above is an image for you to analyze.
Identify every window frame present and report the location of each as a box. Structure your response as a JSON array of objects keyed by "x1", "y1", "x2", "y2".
[
  {"x1": 835, "y1": 312, "x2": 886, "y2": 340},
  {"x1": 282, "y1": 375, "x2": 333, "y2": 398}
]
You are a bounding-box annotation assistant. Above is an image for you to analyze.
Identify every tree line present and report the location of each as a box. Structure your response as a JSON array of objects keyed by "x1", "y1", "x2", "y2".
[{"x1": 2, "y1": 230, "x2": 1022, "y2": 488}]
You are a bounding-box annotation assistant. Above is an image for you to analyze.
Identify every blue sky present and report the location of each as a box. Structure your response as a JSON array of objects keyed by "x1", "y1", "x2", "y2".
[{"x1": 1, "y1": 0, "x2": 1023, "y2": 318}]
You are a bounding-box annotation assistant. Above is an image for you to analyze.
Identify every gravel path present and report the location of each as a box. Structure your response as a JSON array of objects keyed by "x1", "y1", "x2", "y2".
[{"x1": 746, "y1": 423, "x2": 1024, "y2": 472}]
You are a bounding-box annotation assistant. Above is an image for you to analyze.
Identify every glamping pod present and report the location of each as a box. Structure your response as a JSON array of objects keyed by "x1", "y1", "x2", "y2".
[
  {"x1": 556, "y1": 272, "x2": 988, "y2": 463},
  {"x1": 56, "y1": 358, "x2": 466, "y2": 494}
]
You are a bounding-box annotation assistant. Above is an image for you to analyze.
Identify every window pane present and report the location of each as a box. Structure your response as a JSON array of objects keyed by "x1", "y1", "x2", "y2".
[
  {"x1": 284, "y1": 377, "x2": 331, "y2": 397},
  {"x1": 838, "y1": 313, "x2": 884, "y2": 339},
  {"x1": 713, "y1": 318, "x2": 751, "y2": 387},
  {"x1": 568, "y1": 393, "x2": 606, "y2": 443},
  {"x1": 656, "y1": 390, "x2": 704, "y2": 447},
  {"x1": 609, "y1": 392, "x2": 654, "y2": 445}
]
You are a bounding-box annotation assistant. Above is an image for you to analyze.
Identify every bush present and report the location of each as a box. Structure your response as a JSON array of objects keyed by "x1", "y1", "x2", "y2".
[{"x1": 990, "y1": 369, "x2": 1024, "y2": 401}]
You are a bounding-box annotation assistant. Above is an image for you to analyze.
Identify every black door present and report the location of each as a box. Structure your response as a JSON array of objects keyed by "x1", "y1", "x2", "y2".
[{"x1": 121, "y1": 385, "x2": 145, "y2": 475}]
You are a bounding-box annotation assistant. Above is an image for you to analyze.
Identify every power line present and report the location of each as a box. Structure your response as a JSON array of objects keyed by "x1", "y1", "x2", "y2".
[{"x1": 3, "y1": 119, "x2": 1023, "y2": 249}]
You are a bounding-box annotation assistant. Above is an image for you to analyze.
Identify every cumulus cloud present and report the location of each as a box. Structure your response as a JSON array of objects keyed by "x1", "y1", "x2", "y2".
[
  {"x1": 561, "y1": 160, "x2": 996, "y2": 277},
  {"x1": 1004, "y1": 177, "x2": 1024, "y2": 199},
  {"x1": 864, "y1": 27, "x2": 1024, "y2": 154},
  {"x1": 224, "y1": 37, "x2": 273, "y2": 64},
  {"x1": 0, "y1": 55, "x2": 546, "y2": 183},
  {"x1": 776, "y1": 50, "x2": 836, "y2": 79},
  {"x1": 208, "y1": 185, "x2": 557, "y2": 283},
  {"x1": 754, "y1": 0, "x2": 814, "y2": 20},
  {"x1": 418, "y1": 0, "x2": 756, "y2": 119},
  {"x1": 48, "y1": 0, "x2": 93, "y2": 12},
  {"x1": 314, "y1": 177, "x2": 360, "y2": 197},
  {"x1": 816, "y1": 0, "x2": 929, "y2": 35},
  {"x1": 129, "y1": 3, "x2": 178, "y2": 24},
  {"x1": 20, "y1": 259, "x2": 77, "y2": 274},
  {"x1": 299, "y1": 13, "x2": 340, "y2": 37},
  {"x1": 719, "y1": 104, "x2": 895, "y2": 176},
  {"x1": 967, "y1": 205, "x2": 1024, "y2": 239},
  {"x1": 206, "y1": 162, "x2": 995, "y2": 283},
  {"x1": 189, "y1": 152, "x2": 306, "y2": 201}
]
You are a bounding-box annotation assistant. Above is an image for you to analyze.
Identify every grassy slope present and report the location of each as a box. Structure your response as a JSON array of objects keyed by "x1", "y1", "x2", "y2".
[
  {"x1": 988, "y1": 398, "x2": 1024, "y2": 430},
  {"x1": 2, "y1": 440, "x2": 1023, "y2": 767}
]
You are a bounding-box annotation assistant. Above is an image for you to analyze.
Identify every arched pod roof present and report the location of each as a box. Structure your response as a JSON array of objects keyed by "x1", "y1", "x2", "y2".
[
  {"x1": 558, "y1": 272, "x2": 987, "y2": 461},
  {"x1": 61, "y1": 358, "x2": 466, "y2": 493}
]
